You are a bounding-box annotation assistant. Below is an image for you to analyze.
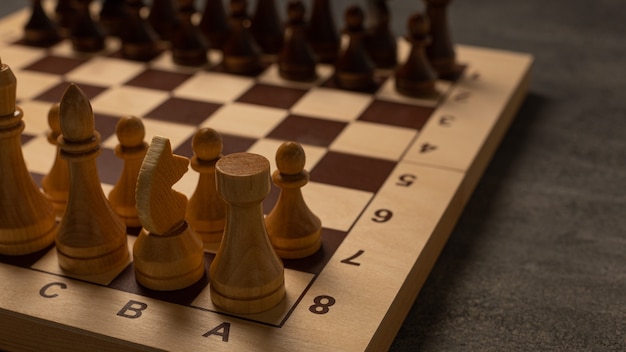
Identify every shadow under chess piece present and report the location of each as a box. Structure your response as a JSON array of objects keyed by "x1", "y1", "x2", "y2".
[
  {"x1": 0, "y1": 58, "x2": 57, "y2": 255},
  {"x1": 55, "y1": 84, "x2": 129, "y2": 275},
  {"x1": 134, "y1": 136, "x2": 205, "y2": 291},
  {"x1": 186, "y1": 128, "x2": 226, "y2": 251},
  {"x1": 210, "y1": 152, "x2": 285, "y2": 314},
  {"x1": 266, "y1": 141, "x2": 322, "y2": 259}
]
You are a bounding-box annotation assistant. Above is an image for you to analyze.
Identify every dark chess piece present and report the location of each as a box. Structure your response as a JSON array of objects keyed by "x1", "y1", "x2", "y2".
[
  {"x1": 308, "y1": 0, "x2": 340, "y2": 64},
  {"x1": 250, "y1": 0, "x2": 284, "y2": 55},
  {"x1": 334, "y1": 5, "x2": 376, "y2": 91},
  {"x1": 119, "y1": 0, "x2": 162, "y2": 61},
  {"x1": 23, "y1": 0, "x2": 61, "y2": 47},
  {"x1": 423, "y1": 0, "x2": 461, "y2": 79},
  {"x1": 171, "y1": 0, "x2": 209, "y2": 66},
  {"x1": 198, "y1": 0, "x2": 231, "y2": 50},
  {"x1": 54, "y1": 0, "x2": 75, "y2": 36},
  {"x1": 148, "y1": 0, "x2": 180, "y2": 42},
  {"x1": 277, "y1": 0, "x2": 318, "y2": 81},
  {"x1": 70, "y1": 0, "x2": 106, "y2": 53},
  {"x1": 364, "y1": 0, "x2": 397, "y2": 69},
  {"x1": 222, "y1": 0, "x2": 263, "y2": 75},
  {"x1": 99, "y1": 0, "x2": 126, "y2": 37},
  {"x1": 395, "y1": 13, "x2": 438, "y2": 97}
]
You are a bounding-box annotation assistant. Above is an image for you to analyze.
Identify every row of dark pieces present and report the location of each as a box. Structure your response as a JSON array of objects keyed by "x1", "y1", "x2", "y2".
[{"x1": 24, "y1": 0, "x2": 457, "y2": 94}]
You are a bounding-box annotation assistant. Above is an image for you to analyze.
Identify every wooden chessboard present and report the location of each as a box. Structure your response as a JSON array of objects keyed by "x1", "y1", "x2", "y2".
[{"x1": 0, "y1": 6, "x2": 533, "y2": 352}]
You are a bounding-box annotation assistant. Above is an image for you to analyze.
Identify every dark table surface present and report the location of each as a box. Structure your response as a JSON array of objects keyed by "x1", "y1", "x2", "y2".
[{"x1": 1, "y1": 1, "x2": 624, "y2": 351}]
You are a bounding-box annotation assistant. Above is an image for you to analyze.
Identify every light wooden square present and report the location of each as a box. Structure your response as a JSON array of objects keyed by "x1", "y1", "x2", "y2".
[{"x1": 329, "y1": 120, "x2": 417, "y2": 161}]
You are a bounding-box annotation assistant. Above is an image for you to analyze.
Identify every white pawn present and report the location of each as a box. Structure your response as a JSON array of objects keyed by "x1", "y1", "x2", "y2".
[
  {"x1": 265, "y1": 141, "x2": 322, "y2": 259},
  {"x1": 186, "y1": 128, "x2": 226, "y2": 251},
  {"x1": 109, "y1": 116, "x2": 148, "y2": 228}
]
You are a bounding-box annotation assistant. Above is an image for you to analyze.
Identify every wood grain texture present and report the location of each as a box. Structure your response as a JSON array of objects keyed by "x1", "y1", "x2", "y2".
[
  {"x1": 134, "y1": 136, "x2": 205, "y2": 291},
  {"x1": 186, "y1": 128, "x2": 226, "y2": 251},
  {"x1": 55, "y1": 84, "x2": 129, "y2": 275},
  {"x1": 265, "y1": 141, "x2": 322, "y2": 259},
  {"x1": 210, "y1": 152, "x2": 286, "y2": 314},
  {"x1": 0, "y1": 6, "x2": 534, "y2": 349},
  {"x1": 0, "y1": 58, "x2": 56, "y2": 255}
]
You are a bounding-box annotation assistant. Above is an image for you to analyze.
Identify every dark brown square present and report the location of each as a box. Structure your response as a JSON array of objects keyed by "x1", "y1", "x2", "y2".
[
  {"x1": 145, "y1": 97, "x2": 221, "y2": 125},
  {"x1": 125, "y1": 69, "x2": 193, "y2": 91},
  {"x1": 94, "y1": 113, "x2": 123, "y2": 142},
  {"x1": 311, "y1": 151, "x2": 396, "y2": 193},
  {"x1": 96, "y1": 146, "x2": 123, "y2": 185},
  {"x1": 236, "y1": 83, "x2": 307, "y2": 109},
  {"x1": 22, "y1": 55, "x2": 87, "y2": 75},
  {"x1": 34, "y1": 81, "x2": 108, "y2": 103},
  {"x1": 359, "y1": 99, "x2": 434, "y2": 130},
  {"x1": 266, "y1": 115, "x2": 347, "y2": 147},
  {"x1": 173, "y1": 132, "x2": 257, "y2": 159}
]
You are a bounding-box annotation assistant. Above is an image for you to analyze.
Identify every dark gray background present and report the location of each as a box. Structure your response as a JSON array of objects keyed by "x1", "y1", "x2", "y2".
[{"x1": 1, "y1": 1, "x2": 624, "y2": 351}]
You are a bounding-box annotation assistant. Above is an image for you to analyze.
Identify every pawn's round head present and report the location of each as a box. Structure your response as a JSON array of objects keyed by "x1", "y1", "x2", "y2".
[
  {"x1": 116, "y1": 116, "x2": 145, "y2": 148},
  {"x1": 276, "y1": 141, "x2": 306, "y2": 175},
  {"x1": 192, "y1": 128, "x2": 223, "y2": 161},
  {"x1": 47, "y1": 103, "x2": 61, "y2": 133}
]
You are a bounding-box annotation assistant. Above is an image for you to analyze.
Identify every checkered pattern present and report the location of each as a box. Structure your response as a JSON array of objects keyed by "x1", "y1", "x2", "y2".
[{"x1": 2, "y1": 27, "x2": 454, "y2": 325}]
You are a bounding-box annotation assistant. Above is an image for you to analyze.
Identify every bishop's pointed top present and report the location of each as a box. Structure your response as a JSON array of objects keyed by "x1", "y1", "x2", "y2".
[{"x1": 59, "y1": 83, "x2": 95, "y2": 142}]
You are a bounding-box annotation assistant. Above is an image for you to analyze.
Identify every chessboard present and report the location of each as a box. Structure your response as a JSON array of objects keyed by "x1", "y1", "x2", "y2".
[{"x1": 0, "y1": 3, "x2": 532, "y2": 352}]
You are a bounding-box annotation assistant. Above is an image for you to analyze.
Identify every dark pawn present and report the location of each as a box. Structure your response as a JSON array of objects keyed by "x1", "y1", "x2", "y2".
[
  {"x1": 99, "y1": 0, "x2": 126, "y2": 37},
  {"x1": 119, "y1": 0, "x2": 161, "y2": 61},
  {"x1": 171, "y1": 0, "x2": 209, "y2": 66},
  {"x1": 308, "y1": 0, "x2": 339, "y2": 64},
  {"x1": 222, "y1": 0, "x2": 263, "y2": 75},
  {"x1": 250, "y1": 0, "x2": 284, "y2": 55},
  {"x1": 198, "y1": 0, "x2": 230, "y2": 50},
  {"x1": 365, "y1": 0, "x2": 397, "y2": 69},
  {"x1": 395, "y1": 13, "x2": 438, "y2": 97},
  {"x1": 54, "y1": 0, "x2": 75, "y2": 37},
  {"x1": 423, "y1": 0, "x2": 461, "y2": 79},
  {"x1": 70, "y1": 0, "x2": 106, "y2": 53},
  {"x1": 23, "y1": 0, "x2": 61, "y2": 47},
  {"x1": 148, "y1": 0, "x2": 180, "y2": 42},
  {"x1": 278, "y1": 1, "x2": 317, "y2": 81},
  {"x1": 334, "y1": 6, "x2": 375, "y2": 91}
]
